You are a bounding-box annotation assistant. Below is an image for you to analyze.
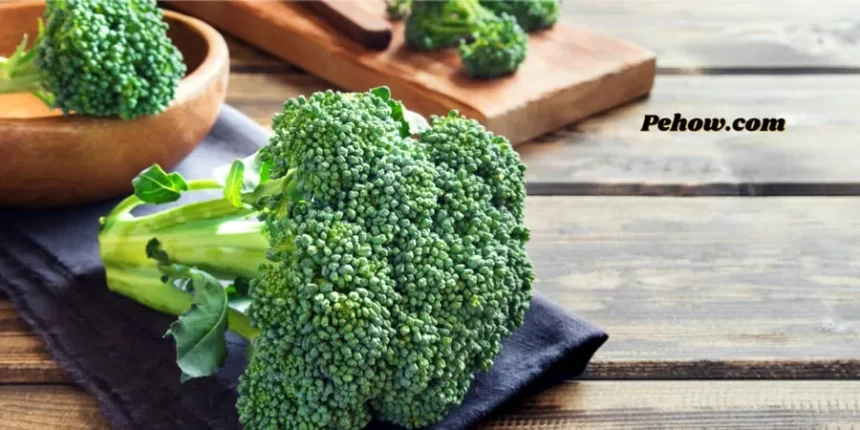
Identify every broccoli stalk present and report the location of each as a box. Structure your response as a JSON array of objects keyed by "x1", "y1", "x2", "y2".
[
  {"x1": 98, "y1": 87, "x2": 534, "y2": 430},
  {"x1": 0, "y1": 34, "x2": 41, "y2": 92},
  {"x1": 98, "y1": 179, "x2": 266, "y2": 341},
  {"x1": 0, "y1": 0, "x2": 186, "y2": 119}
]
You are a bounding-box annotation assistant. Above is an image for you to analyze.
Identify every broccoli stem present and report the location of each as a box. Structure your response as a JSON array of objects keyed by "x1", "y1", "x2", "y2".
[
  {"x1": 99, "y1": 179, "x2": 269, "y2": 341},
  {"x1": 104, "y1": 264, "x2": 259, "y2": 340},
  {"x1": 0, "y1": 27, "x2": 48, "y2": 97},
  {"x1": 0, "y1": 72, "x2": 43, "y2": 94}
]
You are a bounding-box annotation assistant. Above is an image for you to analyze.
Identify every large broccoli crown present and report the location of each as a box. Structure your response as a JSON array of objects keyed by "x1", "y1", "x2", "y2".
[
  {"x1": 237, "y1": 90, "x2": 534, "y2": 429},
  {"x1": 480, "y1": 0, "x2": 560, "y2": 32},
  {"x1": 35, "y1": 0, "x2": 185, "y2": 118},
  {"x1": 459, "y1": 14, "x2": 528, "y2": 79},
  {"x1": 405, "y1": 0, "x2": 496, "y2": 51},
  {"x1": 96, "y1": 88, "x2": 533, "y2": 429}
]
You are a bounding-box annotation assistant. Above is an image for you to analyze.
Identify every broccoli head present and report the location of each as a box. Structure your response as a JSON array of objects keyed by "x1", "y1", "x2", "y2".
[
  {"x1": 0, "y1": 0, "x2": 185, "y2": 119},
  {"x1": 98, "y1": 88, "x2": 534, "y2": 429},
  {"x1": 405, "y1": 0, "x2": 496, "y2": 51},
  {"x1": 459, "y1": 14, "x2": 528, "y2": 79},
  {"x1": 480, "y1": 0, "x2": 561, "y2": 32}
]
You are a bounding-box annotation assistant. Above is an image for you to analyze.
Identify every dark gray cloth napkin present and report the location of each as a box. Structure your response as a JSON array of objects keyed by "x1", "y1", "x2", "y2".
[{"x1": 0, "y1": 105, "x2": 607, "y2": 430}]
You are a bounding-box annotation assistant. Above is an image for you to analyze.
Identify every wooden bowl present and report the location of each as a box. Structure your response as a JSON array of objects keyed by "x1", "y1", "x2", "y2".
[{"x1": 0, "y1": 2, "x2": 229, "y2": 207}]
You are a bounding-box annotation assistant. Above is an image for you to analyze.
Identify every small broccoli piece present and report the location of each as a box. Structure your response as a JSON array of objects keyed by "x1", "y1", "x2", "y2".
[
  {"x1": 405, "y1": 0, "x2": 497, "y2": 51},
  {"x1": 386, "y1": 0, "x2": 412, "y2": 20},
  {"x1": 459, "y1": 14, "x2": 528, "y2": 79},
  {"x1": 480, "y1": 0, "x2": 561, "y2": 32},
  {"x1": 0, "y1": 0, "x2": 185, "y2": 119},
  {"x1": 98, "y1": 88, "x2": 534, "y2": 430}
]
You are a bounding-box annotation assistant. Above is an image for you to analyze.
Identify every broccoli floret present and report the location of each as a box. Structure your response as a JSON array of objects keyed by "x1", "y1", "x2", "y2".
[
  {"x1": 405, "y1": 0, "x2": 497, "y2": 51},
  {"x1": 459, "y1": 14, "x2": 528, "y2": 79},
  {"x1": 0, "y1": 0, "x2": 185, "y2": 119},
  {"x1": 98, "y1": 88, "x2": 534, "y2": 429},
  {"x1": 480, "y1": 0, "x2": 561, "y2": 32},
  {"x1": 386, "y1": 0, "x2": 413, "y2": 20}
]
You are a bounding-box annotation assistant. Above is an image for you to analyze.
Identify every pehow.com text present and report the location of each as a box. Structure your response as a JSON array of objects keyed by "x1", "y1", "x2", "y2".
[{"x1": 641, "y1": 114, "x2": 786, "y2": 132}]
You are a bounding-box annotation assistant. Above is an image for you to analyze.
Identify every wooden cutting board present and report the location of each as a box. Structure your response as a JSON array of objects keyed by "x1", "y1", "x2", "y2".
[{"x1": 165, "y1": 0, "x2": 656, "y2": 145}]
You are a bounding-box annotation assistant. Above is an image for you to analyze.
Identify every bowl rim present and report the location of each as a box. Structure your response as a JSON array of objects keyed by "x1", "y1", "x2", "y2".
[{"x1": 0, "y1": 1, "x2": 228, "y2": 124}]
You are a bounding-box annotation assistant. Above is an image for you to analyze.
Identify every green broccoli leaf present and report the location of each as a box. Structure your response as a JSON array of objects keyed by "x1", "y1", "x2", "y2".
[
  {"x1": 371, "y1": 86, "x2": 429, "y2": 136},
  {"x1": 164, "y1": 266, "x2": 229, "y2": 382},
  {"x1": 370, "y1": 86, "x2": 392, "y2": 100},
  {"x1": 132, "y1": 164, "x2": 188, "y2": 204},
  {"x1": 403, "y1": 109, "x2": 430, "y2": 135},
  {"x1": 214, "y1": 152, "x2": 272, "y2": 207}
]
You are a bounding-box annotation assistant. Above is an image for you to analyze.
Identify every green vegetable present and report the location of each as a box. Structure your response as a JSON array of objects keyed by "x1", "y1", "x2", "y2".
[
  {"x1": 459, "y1": 13, "x2": 528, "y2": 79},
  {"x1": 98, "y1": 87, "x2": 534, "y2": 429},
  {"x1": 0, "y1": 0, "x2": 186, "y2": 119},
  {"x1": 160, "y1": 262, "x2": 230, "y2": 383},
  {"x1": 404, "y1": 0, "x2": 497, "y2": 51},
  {"x1": 480, "y1": 0, "x2": 561, "y2": 32},
  {"x1": 386, "y1": 0, "x2": 413, "y2": 20},
  {"x1": 404, "y1": 0, "x2": 530, "y2": 79}
]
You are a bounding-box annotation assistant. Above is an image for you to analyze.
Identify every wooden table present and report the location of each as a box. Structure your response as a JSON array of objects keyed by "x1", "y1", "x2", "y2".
[{"x1": 3, "y1": 1, "x2": 860, "y2": 428}]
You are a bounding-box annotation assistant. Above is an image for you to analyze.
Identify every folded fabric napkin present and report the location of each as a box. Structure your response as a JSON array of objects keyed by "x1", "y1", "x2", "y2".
[{"x1": 0, "y1": 105, "x2": 607, "y2": 430}]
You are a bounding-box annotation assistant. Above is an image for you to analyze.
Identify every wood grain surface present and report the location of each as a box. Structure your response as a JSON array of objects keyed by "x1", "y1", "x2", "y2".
[
  {"x1": 524, "y1": 197, "x2": 860, "y2": 372},
  {"x1": 4, "y1": 197, "x2": 859, "y2": 383},
  {"x1": 165, "y1": 0, "x2": 656, "y2": 145},
  {"x1": 0, "y1": 385, "x2": 108, "y2": 430},
  {"x1": 1, "y1": 381, "x2": 858, "y2": 429},
  {"x1": 0, "y1": 301, "x2": 65, "y2": 383},
  {"x1": 221, "y1": 1, "x2": 860, "y2": 73},
  {"x1": 481, "y1": 381, "x2": 860, "y2": 429},
  {"x1": 564, "y1": 0, "x2": 860, "y2": 72}
]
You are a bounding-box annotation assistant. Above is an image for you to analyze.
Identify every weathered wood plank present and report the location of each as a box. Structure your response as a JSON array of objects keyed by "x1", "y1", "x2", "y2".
[
  {"x1": 526, "y1": 197, "x2": 860, "y2": 370},
  {"x1": 3, "y1": 197, "x2": 860, "y2": 381},
  {"x1": 481, "y1": 381, "x2": 860, "y2": 429},
  {"x1": 219, "y1": 1, "x2": 860, "y2": 72},
  {"x1": 1, "y1": 381, "x2": 858, "y2": 429},
  {"x1": 0, "y1": 300, "x2": 66, "y2": 383},
  {"x1": 0, "y1": 385, "x2": 108, "y2": 430},
  {"x1": 520, "y1": 75, "x2": 860, "y2": 195},
  {"x1": 566, "y1": 0, "x2": 860, "y2": 71}
]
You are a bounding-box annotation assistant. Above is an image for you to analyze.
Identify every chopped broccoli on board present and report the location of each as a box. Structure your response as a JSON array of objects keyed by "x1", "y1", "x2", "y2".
[
  {"x1": 459, "y1": 13, "x2": 528, "y2": 79},
  {"x1": 481, "y1": 0, "x2": 561, "y2": 32},
  {"x1": 405, "y1": 0, "x2": 497, "y2": 51}
]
